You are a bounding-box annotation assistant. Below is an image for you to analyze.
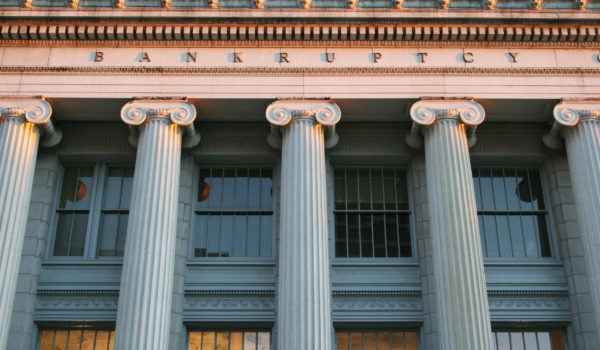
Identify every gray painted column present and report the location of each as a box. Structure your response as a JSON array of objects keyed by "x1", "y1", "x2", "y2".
[
  {"x1": 0, "y1": 98, "x2": 60, "y2": 350},
  {"x1": 266, "y1": 100, "x2": 340, "y2": 350},
  {"x1": 544, "y1": 100, "x2": 600, "y2": 336},
  {"x1": 115, "y1": 99, "x2": 199, "y2": 350},
  {"x1": 407, "y1": 99, "x2": 492, "y2": 350}
]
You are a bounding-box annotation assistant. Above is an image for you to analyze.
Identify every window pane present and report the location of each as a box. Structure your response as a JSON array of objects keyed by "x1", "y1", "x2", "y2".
[
  {"x1": 359, "y1": 169, "x2": 371, "y2": 210},
  {"x1": 260, "y1": 169, "x2": 273, "y2": 211},
  {"x1": 550, "y1": 331, "x2": 566, "y2": 350},
  {"x1": 260, "y1": 215, "x2": 272, "y2": 257},
  {"x1": 243, "y1": 332, "x2": 257, "y2": 350},
  {"x1": 220, "y1": 215, "x2": 234, "y2": 257},
  {"x1": 67, "y1": 328, "x2": 82, "y2": 350},
  {"x1": 188, "y1": 332, "x2": 202, "y2": 350},
  {"x1": 230, "y1": 332, "x2": 243, "y2": 350},
  {"x1": 510, "y1": 332, "x2": 525, "y2": 350},
  {"x1": 350, "y1": 332, "x2": 362, "y2": 350},
  {"x1": 346, "y1": 169, "x2": 358, "y2": 210},
  {"x1": 54, "y1": 330, "x2": 68, "y2": 349},
  {"x1": 347, "y1": 214, "x2": 360, "y2": 257},
  {"x1": 207, "y1": 215, "x2": 221, "y2": 257},
  {"x1": 216, "y1": 332, "x2": 229, "y2": 350},
  {"x1": 194, "y1": 215, "x2": 208, "y2": 257},
  {"x1": 209, "y1": 169, "x2": 223, "y2": 210},
  {"x1": 523, "y1": 332, "x2": 538, "y2": 350},
  {"x1": 247, "y1": 215, "x2": 260, "y2": 257},
  {"x1": 203, "y1": 332, "x2": 216, "y2": 350},
  {"x1": 496, "y1": 332, "x2": 510, "y2": 350},
  {"x1": 95, "y1": 330, "x2": 109, "y2": 350},
  {"x1": 385, "y1": 214, "x2": 399, "y2": 258},
  {"x1": 235, "y1": 169, "x2": 249, "y2": 210},
  {"x1": 335, "y1": 214, "x2": 348, "y2": 258},
  {"x1": 334, "y1": 170, "x2": 347, "y2": 210},
  {"x1": 377, "y1": 332, "x2": 390, "y2": 350},
  {"x1": 337, "y1": 332, "x2": 350, "y2": 350},
  {"x1": 222, "y1": 169, "x2": 236, "y2": 210},
  {"x1": 40, "y1": 330, "x2": 54, "y2": 350},
  {"x1": 360, "y1": 214, "x2": 373, "y2": 258},
  {"x1": 395, "y1": 170, "x2": 409, "y2": 210},
  {"x1": 371, "y1": 169, "x2": 384, "y2": 210},
  {"x1": 248, "y1": 169, "x2": 261, "y2": 210},
  {"x1": 54, "y1": 213, "x2": 74, "y2": 256},
  {"x1": 98, "y1": 214, "x2": 118, "y2": 256},
  {"x1": 383, "y1": 169, "x2": 396, "y2": 211},
  {"x1": 372, "y1": 214, "x2": 386, "y2": 257},
  {"x1": 257, "y1": 332, "x2": 270, "y2": 350},
  {"x1": 390, "y1": 332, "x2": 404, "y2": 350},
  {"x1": 405, "y1": 332, "x2": 418, "y2": 350},
  {"x1": 364, "y1": 332, "x2": 376, "y2": 350},
  {"x1": 81, "y1": 330, "x2": 96, "y2": 349},
  {"x1": 398, "y1": 214, "x2": 412, "y2": 257}
]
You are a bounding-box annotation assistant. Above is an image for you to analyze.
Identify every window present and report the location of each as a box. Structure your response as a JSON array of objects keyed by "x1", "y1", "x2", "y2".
[
  {"x1": 52, "y1": 164, "x2": 133, "y2": 258},
  {"x1": 336, "y1": 331, "x2": 418, "y2": 350},
  {"x1": 492, "y1": 329, "x2": 566, "y2": 350},
  {"x1": 188, "y1": 330, "x2": 271, "y2": 350},
  {"x1": 333, "y1": 168, "x2": 411, "y2": 258},
  {"x1": 473, "y1": 168, "x2": 551, "y2": 259},
  {"x1": 194, "y1": 168, "x2": 273, "y2": 258},
  {"x1": 38, "y1": 325, "x2": 114, "y2": 350}
]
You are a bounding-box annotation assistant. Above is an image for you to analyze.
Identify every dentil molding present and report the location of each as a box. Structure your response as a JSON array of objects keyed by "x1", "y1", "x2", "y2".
[
  {"x1": 120, "y1": 98, "x2": 200, "y2": 148},
  {"x1": 0, "y1": 98, "x2": 62, "y2": 147}
]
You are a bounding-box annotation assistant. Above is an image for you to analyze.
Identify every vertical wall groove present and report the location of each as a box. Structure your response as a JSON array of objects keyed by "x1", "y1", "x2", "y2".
[
  {"x1": 0, "y1": 117, "x2": 40, "y2": 350},
  {"x1": 564, "y1": 120, "x2": 600, "y2": 335},
  {"x1": 424, "y1": 118, "x2": 492, "y2": 350},
  {"x1": 277, "y1": 118, "x2": 332, "y2": 350},
  {"x1": 114, "y1": 118, "x2": 182, "y2": 350}
]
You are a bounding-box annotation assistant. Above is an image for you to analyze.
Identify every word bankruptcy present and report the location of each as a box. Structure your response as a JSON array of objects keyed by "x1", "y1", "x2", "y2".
[{"x1": 93, "y1": 50, "x2": 520, "y2": 64}]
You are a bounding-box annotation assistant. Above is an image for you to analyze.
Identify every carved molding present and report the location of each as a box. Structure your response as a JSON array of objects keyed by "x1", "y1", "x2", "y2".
[
  {"x1": 120, "y1": 99, "x2": 200, "y2": 148},
  {"x1": 1, "y1": 23, "x2": 599, "y2": 45},
  {"x1": 488, "y1": 298, "x2": 569, "y2": 310},
  {"x1": 332, "y1": 298, "x2": 422, "y2": 311},
  {"x1": 265, "y1": 99, "x2": 341, "y2": 149},
  {"x1": 0, "y1": 98, "x2": 62, "y2": 147},
  {"x1": 333, "y1": 290, "x2": 421, "y2": 296},
  {"x1": 37, "y1": 297, "x2": 119, "y2": 310},
  {"x1": 487, "y1": 290, "x2": 569, "y2": 297},
  {"x1": 38, "y1": 290, "x2": 119, "y2": 296},
  {"x1": 185, "y1": 298, "x2": 275, "y2": 310},
  {"x1": 543, "y1": 100, "x2": 600, "y2": 149},
  {"x1": 406, "y1": 99, "x2": 485, "y2": 149}
]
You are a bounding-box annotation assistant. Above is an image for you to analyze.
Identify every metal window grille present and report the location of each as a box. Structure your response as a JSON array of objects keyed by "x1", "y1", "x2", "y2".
[
  {"x1": 333, "y1": 168, "x2": 411, "y2": 258},
  {"x1": 473, "y1": 168, "x2": 551, "y2": 258},
  {"x1": 492, "y1": 330, "x2": 566, "y2": 350},
  {"x1": 97, "y1": 166, "x2": 133, "y2": 257},
  {"x1": 336, "y1": 331, "x2": 419, "y2": 350},
  {"x1": 194, "y1": 168, "x2": 273, "y2": 258},
  {"x1": 188, "y1": 331, "x2": 271, "y2": 350},
  {"x1": 39, "y1": 326, "x2": 115, "y2": 350},
  {"x1": 53, "y1": 166, "x2": 95, "y2": 256}
]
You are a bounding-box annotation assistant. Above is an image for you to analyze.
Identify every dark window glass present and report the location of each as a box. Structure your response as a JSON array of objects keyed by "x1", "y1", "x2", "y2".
[
  {"x1": 334, "y1": 168, "x2": 412, "y2": 258},
  {"x1": 194, "y1": 168, "x2": 273, "y2": 258},
  {"x1": 473, "y1": 168, "x2": 552, "y2": 258}
]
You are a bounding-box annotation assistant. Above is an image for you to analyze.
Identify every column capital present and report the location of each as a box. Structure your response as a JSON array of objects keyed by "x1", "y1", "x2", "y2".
[
  {"x1": 409, "y1": 99, "x2": 485, "y2": 126},
  {"x1": 406, "y1": 99, "x2": 485, "y2": 149},
  {"x1": 0, "y1": 98, "x2": 61, "y2": 147},
  {"x1": 265, "y1": 99, "x2": 341, "y2": 149},
  {"x1": 120, "y1": 99, "x2": 200, "y2": 148},
  {"x1": 265, "y1": 99, "x2": 341, "y2": 126},
  {"x1": 543, "y1": 100, "x2": 600, "y2": 149}
]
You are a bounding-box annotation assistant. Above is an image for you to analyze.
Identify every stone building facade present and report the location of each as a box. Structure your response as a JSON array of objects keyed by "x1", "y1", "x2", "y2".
[{"x1": 1, "y1": 1, "x2": 600, "y2": 349}]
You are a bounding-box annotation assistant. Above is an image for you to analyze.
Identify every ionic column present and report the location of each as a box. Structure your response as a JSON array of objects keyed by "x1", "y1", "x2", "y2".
[
  {"x1": 115, "y1": 99, "x2": 199, "y2": 350},
  {"x1": 407, "y1": 99, "x2": 492, "y2": 350},
  {"x1": 0, "y1": 98, "x2": 60, "y2": 350},
  {"x1": 543, "y1": 100, "x2": 600, "y2": 335},
  {"x1": 266, "y1": 100, "x2": 340, "y2": 350}
]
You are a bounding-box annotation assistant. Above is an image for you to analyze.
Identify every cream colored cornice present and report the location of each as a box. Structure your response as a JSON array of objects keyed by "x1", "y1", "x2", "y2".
[{"x1": 1, "y1": 21, "x2": 599, "y2": 45}]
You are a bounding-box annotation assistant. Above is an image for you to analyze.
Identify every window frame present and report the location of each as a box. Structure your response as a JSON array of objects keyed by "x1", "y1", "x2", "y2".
[
  {"x1": 186, "y1": 325, "x2": 273, "y2": 350},
  {"x1": 471, "y1": 164, "x2": 560, "y2": 263},
  {"x1": 189, "y1": 165, "x2": 277, "y2": 262},
  {"x1": 491, "y1": 323, "x2": 571, "y2": 350},
  {"x1": 334, "y1": 325, "x2": 422, "y2": 350},
  {"x1": 36, "y1": 322, "x2": 116, "y2": 350},
  {"x1": 330, "y1": 165, "x2": 417, "y2": 262},
  {"x1": 46, "y1": 163, "x2": 134, "y2": 261}
]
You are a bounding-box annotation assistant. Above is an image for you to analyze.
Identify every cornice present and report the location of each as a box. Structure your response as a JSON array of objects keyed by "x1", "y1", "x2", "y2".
[
  {"x1": 0, "y1": 22, "x2": 599, "y2": 45},
  {"x1": 2, "y1": 66, "x2": 599, "y2": 76}
]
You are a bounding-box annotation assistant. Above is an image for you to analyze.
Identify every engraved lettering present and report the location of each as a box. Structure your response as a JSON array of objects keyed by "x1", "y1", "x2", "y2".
[
  {"x1": 462, "y1": 52, "x2": 474, "y2": 63},
  {"x1": 325, "y1": 52, "x2": 335, "y2": 63},
  {"x1": 279, "y1": 52, "x2": 290, "y2": 63},
  {"x1": 416, "y1": 52, "x2": 428, "y2": 63},
  {"x1": 508, "y1": 51, "x2": 519, "y2": 63},
  {"x1": 373, "y1": 52, "x2": 382, "y2": 63},
  {"x1": 187, "y1": 52, "x2": 197, "y2": 63},
  {"x1": 139, "y1": 52, "x2": 151, "y2": 62},
  {"x1": 233, "y1": 52, "x2": 243, "y2": 63},
  {"x1": 94, "y1": 51, "x2": 104, "y2": 62}
]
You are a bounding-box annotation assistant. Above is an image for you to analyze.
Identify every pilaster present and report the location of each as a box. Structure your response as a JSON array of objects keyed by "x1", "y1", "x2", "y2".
[
  {"x1": 544, "y1": 100, "x2": 600, "y2": 339},
  {"x1": 266, "y1": 99, "x2": 340, "y2": 350},
  {"x1": 408, "y1": 99, "x2": 492, "y2": 350},
  {"x1": 114, "y1": 99, "x2": 197, "y2": 350},
  {"x1": 0, "y1": 98, "x2": 59, "y2": 350}
]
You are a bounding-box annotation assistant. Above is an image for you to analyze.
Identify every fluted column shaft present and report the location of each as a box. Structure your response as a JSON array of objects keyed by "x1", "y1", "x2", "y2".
[
  {"x1": 115, "y1": 100, "x2": 197, "y2": 350},
  {"x1": 410, "y1": 100, "x2": 492, "y2": 350},
  {"x1": 0, "y1": 99, "x2": 57, "y2": 350},
  {"x1": 549, "y1": 101, "x2": 600, "y2": 334},
  {"x1": 266, "y1": 100, "x2": 340, "y2": 350}
]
